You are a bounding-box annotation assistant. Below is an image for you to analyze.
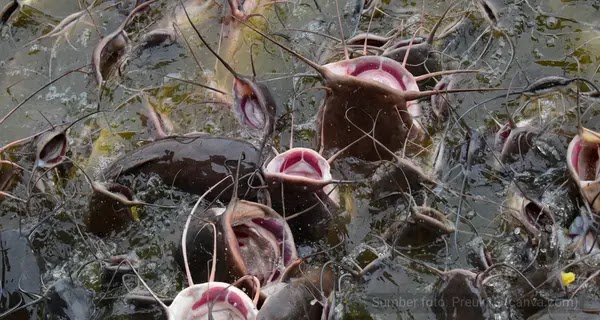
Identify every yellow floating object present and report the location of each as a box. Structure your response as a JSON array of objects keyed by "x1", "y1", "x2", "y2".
[
  {"x1": 130, "y1": 206, "x2": 141, "y2": 223},
  {"x1": 561, "y1": 272, "x2": 575, "y2": 286}
]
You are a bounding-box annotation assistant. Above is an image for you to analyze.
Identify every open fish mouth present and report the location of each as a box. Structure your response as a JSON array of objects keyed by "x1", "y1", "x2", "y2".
[
  {"x1": 233, "y1": 80, "x2": 267, "y2": 130},
  {"x1": 232, "y1": 218, "x2": 295, "y2": 284},
  {"x1": 494, "y1": 119, "x2": 538, "y2": 159},
  {"x1": 568, "y1": 135, "x2": 599, "y2": 181},
  {"x1": 522, "y1": 201, "x2": 553, "y2": 230},
  {"x1": 224, "y1": 201, "x2": 297, "y2": 285},
  {"x1": 36, "y1": 133, "x2": 68, "y2": 168},
  {"x1": 323, "y1": 56, "x2": 422, "y2": 125},
  {"x1": 236, "y1": 94, "x2": 265, "y2": 130},
  {"x1": 264, "y1": 148, "x2": 332, "y2": 185},
  {"x1": 325, "y1": 56, "x2": 419, "y2": 93},
  {"x1": 169, "y1": 282, "x2": 258, "y2": 320},
  {"x1": 567, "y1": 134, "x2": 600, "y2": 211}
]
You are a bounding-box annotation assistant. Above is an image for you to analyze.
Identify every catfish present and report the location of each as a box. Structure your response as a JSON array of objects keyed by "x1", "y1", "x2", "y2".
[
  {"x1": 382, "y1": 205, "x2": 456, "y2": 247},
  {"x1": 382, "y1": 1, "x2": 460, "y2": 77},
  {"x1": 86, "y1": 133, "x2": 262, "y2": 236},
  {"x1": 567, "y1": 98, "x2": 600, "y2": 213},
  {"x1": 124, "y1": 180, "x2": 262, "y2": 319},
  {"x1": 258, "y1": 261, "x2": 335, "y2": 320},
  {"x1": 240, "y1": 18, "x2": 500, "y2": 161},
  {"x1": 567, "y1": 128, "x2": 600, "y2": 213},
  {"x1": 180, "y1": 6, "x2": 277, "y2": 141},
  {"x1": 176, "y1": 171, "x2": 298, "y2": 295},
  {"x1": 99, "y1": 134, "x2": 262, "y2": 202},
  {"x1": 262, "y1": 144, "x2": 351, "y2": 242}
]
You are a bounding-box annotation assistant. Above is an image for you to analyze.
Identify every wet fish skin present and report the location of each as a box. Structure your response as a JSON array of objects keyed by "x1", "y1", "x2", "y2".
[{"x1": 103, "y1": 134, "x2": 262, "y2": 202}]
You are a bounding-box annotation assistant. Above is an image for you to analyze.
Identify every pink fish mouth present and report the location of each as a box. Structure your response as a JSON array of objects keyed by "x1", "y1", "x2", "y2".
[
  {"x1": 168, "y1": 282, "x2": 258, "y2": 320},
  {"x1": 237, "y1": 95, "x2": 265, "y2": 129},
  {"x1": 568, "y1": 135, "x2": 599, "y2": 181},
  {"x1": 324, "y1": 56, "x2": 420, "y2": 93},
  {"x1": 567, "y1": 134, "x2": 600, "y2": 212},
  {"x1": 264, "y1": 148, "x2": 332, "y2": 184},
  {"x1": 233, "y1": 81, "x2": 266, "y2": 130}
]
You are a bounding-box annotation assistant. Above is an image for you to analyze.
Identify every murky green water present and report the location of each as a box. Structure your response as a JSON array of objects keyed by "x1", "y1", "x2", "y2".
[{"x1": 1, "y1": 0, "x2": 599, "y2": 319}]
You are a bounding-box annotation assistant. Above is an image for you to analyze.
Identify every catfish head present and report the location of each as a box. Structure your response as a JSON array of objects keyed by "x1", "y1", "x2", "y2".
[
  {"x1": 231, "y1": 75, "x2": 276, "y2": 137},
  {"x1": 504, "y1": 184, "x2": 556, "y2": 247},
  {"x1": 567, "y1": 214, "x2": 600, "y2": 255},
  {"x1": 432, "y1": 269, "x2": 491, "y2": 320},
  {"x1": 86, "y1": 182, "x2": 140, "y2": 237},
  {"x1": 257, "y1": 261, "x2": 335, "y2": 320},
  {"x1": 178, "y1": 200, "x2": 298, "y2": 293},
  {"x1": 316, "y1": 55, "x2": 425, "y2": 161},
  {"x1": 383, "y1": 206, "x2": 456, "y2": 246},
  {"x1": 494, "y1": 119, "x2": 539, "y2": 163},
  {"x1": 34, "y1": 128, "x2": 68, "y2": 168},
  {"x1": 567, "y1": 128, "x2": 600, "y2": 212},
  {"x1": 181, "y1": 9, "x2": 277, "y2": 139}
]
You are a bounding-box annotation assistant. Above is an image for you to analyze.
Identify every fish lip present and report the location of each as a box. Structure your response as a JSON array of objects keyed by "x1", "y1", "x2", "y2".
[
  {"x1": 567, "y1": 134, "x2": 600, "y2": 210},
  {"x1": 36, "y1": 132, "x2": 68, "y2": 168},
  {"x1": 102, "y1": 252, "x2": 140, "y2": 273},
  {"x1": 521, "y1": 200, "x2": 554, "y2": 234},
  {"x1": 263, "y1": 148, "x2": 332, "y2": 187},
  {"x1": 323, "y1": 56, "x2": 419, "y2": 93},
  {"x1": 168, "y1": 282, "x2": 258, "y2": 319},
  {"x1": 233, "y1": 79, "x2": 273, "y2": 131}
]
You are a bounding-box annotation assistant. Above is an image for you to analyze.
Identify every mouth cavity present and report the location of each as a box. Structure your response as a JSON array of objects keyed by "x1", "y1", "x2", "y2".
[
  {"x1": 234, "y1": 81, "x2": 265, "y2": 130},
  {"x1": 570, "y1": 137, "x2": 599, "y2": 180},
  {"x1": 325, "y1": 57, "x2": 419, "y2": 93},
  {"x1": 264, "y1": 148, "x2": 331, "y2": 182},
  {"x1": 232, "y1": 217, "x2": 293, "y2": 284},
  {"x1": 37, "y1": 134, "x2": 67, "y2": 167},
  {"x1": 192, "y1": 286, "x2": 248, "y2": 316},
  {"x1": 170, "y1": 283, "x2": 257, "y2": 320},
  {"x1": 523, "y1": 202, "x2": 552, "y2": 229}
]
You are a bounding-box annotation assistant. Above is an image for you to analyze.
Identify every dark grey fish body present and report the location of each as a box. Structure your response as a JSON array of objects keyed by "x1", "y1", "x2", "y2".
[
  {"x1": 258, "y1": 264, "x2": 334, "y2": 320},
  {"x1": 0, "y1": 230, "x2": 44, "y2": 317},
  {"x1": 432, "y1": 269, "x2": 492, "y2": 320},
  {"x1": 383, "y1": 38, "x2": 442, "y2": 77},
  {"x1": 104, "y1": 134, "x2": 262, "y2": 201},
  {"x1": 267, "y1": 183, "x2": 340, "y2": 243},
  {"x1": 45, "y1": 279, "x2": 95, "y2": 320}
]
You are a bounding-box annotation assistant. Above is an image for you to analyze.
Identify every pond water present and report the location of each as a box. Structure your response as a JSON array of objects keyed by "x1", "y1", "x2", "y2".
[{"x1": 1, "y1": 0, "x2": 599, "y2": 319}]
